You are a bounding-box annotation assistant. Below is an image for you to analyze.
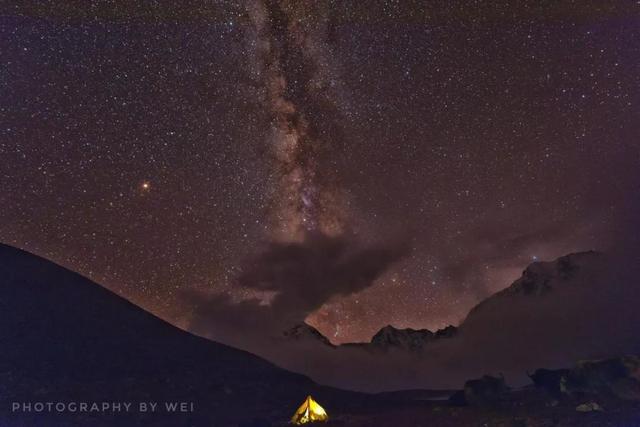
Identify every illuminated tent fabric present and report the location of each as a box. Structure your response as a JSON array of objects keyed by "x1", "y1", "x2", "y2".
[{"x1": 290, "y1": 395, "x2": 329, "y2": 424}]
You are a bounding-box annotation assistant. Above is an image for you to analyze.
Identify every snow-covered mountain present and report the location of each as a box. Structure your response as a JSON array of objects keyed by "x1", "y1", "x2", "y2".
[
  {"x1": 464, "y1": 251, "x2": 599, "y2": 320},
  {"x1": 276, "y1": 250, "x2": 640, "y2": 391},
  {"x1": 282, "y1": 322, "x2": 336, "y2": 347}
]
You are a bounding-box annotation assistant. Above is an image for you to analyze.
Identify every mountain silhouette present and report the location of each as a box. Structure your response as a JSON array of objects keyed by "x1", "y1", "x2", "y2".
[{"x1": 0, "y1": 243, "x2": 364, "y2": 426}]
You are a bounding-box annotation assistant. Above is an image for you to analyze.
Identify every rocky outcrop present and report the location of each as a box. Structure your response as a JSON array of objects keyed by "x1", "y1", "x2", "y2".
[
  {"x1": 368, "y1": 324, "x2": 458, "y2": 352},
  {"x1": 503, "y1": 252, "x2": 594, "y2": 296},
  {"x1": 527, "y1": 368, "x2": 571, "y2": 397},
  {"x1": 370, "y1": 325, "x2": 435, "y2": 351},
  {"x1": 449, "y1": 375, "x2": 510, "y2": 406},
  {"x1": 435, "y1": 325, "x2": 458, "y2": 339},
  {"x1": 529, "y1": 355, "x2": 640, "y2": 401}
]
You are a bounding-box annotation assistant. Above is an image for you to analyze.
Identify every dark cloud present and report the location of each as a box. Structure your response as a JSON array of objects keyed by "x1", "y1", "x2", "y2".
[
  {"x1": 188, "y1": 232, "x2": 407, "y2": 349},
  {"x1": 239, "y1": 233, "x2": 406, "y2": 319}
]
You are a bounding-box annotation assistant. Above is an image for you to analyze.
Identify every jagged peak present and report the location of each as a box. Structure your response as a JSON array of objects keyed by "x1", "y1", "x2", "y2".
[
  {"x1": 369, "y1": 324, "x2": 457, "y2": 351},
  {"x1": 282, "y1": 322, "x2": 335, "y2": 347},
  {"x1": 501, "y1": 250, "x2": 600, "y2": 297},
  {"x1": 465, "y1": 250, "x2": 602, "y2": 320},
  {"x1": 373, "y1": 324, "x2": 433, "y2": 338}
]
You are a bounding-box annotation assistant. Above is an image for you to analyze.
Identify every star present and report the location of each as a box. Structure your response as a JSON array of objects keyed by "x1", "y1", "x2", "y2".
[{"x1": 1, "y1": 2, "x2": 635, "y2": 344}]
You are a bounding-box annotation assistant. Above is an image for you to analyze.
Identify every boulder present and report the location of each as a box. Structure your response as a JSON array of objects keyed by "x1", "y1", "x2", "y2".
[
  {"x1": 449, "y1": 374, "x2": 510, "y2": 406},
  {"x1": 528, "y1": 368, "x2": 571, "y2": 398},
  {"x1": 575, "y1": 402, "x2": 603, "y2": 412}
]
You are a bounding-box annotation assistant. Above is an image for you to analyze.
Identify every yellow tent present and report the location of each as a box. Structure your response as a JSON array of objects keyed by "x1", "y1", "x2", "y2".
[{"x1": 290, "y1": 395, "x2": 329, "y2": 424}]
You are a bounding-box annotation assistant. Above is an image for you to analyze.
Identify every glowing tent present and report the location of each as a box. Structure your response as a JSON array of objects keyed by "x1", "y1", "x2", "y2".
[{"x1": 290, "y1": 395, "x2": 329, "y2": 424}]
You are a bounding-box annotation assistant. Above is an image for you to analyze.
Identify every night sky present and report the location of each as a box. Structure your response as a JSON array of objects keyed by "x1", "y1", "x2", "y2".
[{"x1": 2, "y1": 2, "x2": 639, "y2": 343}]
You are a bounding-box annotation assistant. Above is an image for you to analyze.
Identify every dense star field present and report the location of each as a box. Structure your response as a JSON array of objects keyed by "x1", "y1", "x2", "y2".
[{"x1": 1, "y1": 2, "x2": 639, "y2": 343}]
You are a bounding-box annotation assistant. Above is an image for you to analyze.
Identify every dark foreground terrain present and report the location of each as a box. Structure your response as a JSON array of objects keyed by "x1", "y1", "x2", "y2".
[
  {"x1": 319, "y1": 390, "x2": 640, "y2": 427},
  {"x1": 0, "y1": 243, "x2": 369, "y2": 426},
  {"x1": 1, "y1": 243, "x2": 639, "y2": 426}
]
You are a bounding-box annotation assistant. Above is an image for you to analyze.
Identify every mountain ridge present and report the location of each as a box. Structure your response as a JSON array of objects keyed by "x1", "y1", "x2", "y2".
[
  {"x1": 0, "y1": 243, "x2": 368, "y2": 426},
  {"x1": 291, "y1": 251, "x2": 601, "y2": 352}
]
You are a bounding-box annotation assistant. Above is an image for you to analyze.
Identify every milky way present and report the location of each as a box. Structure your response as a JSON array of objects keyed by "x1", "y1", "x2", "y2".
[
  {"x1": 1, "y1": 2, "x2": 639, "y2": 342},
  {"x1": 245, "y1": 0, "x2": 346, "y2": 241}
]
